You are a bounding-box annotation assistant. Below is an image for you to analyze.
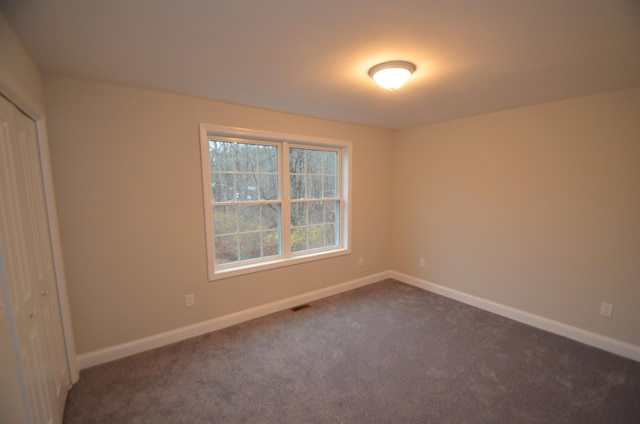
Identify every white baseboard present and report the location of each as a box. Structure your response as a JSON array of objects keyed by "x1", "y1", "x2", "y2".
[
  {"x1": 78, "y1": 271, "x2": 392, "y2": 369},
  {"x1": 391, "y1": 271, "x2": 640, "y2": 363}
]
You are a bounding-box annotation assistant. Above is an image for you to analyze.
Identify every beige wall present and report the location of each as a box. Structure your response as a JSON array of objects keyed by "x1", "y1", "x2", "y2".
[
  {"x1": 42, "y1": 74, "x2": 640, "y2": 354},
  {"x1": 391, "y1": 87, "x2": 640, "y2": 346},
  {"x1": 44, "y1": 76, "x2": 394, "y2": 354}
]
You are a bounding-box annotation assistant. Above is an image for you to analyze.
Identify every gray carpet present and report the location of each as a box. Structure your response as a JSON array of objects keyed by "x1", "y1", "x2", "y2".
[{"x1": 63, "y1": 279, "x2": 640, "y2": 423}]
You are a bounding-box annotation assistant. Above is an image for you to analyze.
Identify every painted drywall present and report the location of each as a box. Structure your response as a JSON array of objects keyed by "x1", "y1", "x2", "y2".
[
  {"x1": 391, "y1": 87, "x2": 640, "y2": 346},
  {"x1": 43, "y1": 75, "x2": 394, "y2": 354}
]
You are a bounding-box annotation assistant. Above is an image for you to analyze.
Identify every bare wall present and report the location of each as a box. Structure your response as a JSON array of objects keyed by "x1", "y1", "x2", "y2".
[
  {"x1": 44, "y1": 76, "x2": 394, "y2": 354},
  {"x1": 391, "y1": 87, "x2": 640, "y2": 346}
]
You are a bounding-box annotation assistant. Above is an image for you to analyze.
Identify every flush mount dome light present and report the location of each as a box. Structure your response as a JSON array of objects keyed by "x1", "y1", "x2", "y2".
[{"x1": 368, "y1": 61, "x2": 416, "y2": 90}]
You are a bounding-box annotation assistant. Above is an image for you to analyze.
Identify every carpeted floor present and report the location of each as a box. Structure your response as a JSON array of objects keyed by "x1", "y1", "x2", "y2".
[{"x1": 63, "y1": 279, "x2": 640, "y2": 423}]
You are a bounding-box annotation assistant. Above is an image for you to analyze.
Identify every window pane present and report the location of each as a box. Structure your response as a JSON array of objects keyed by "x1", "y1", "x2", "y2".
[
  {"x1": 291, "y1": 227, "x2": 307, "y2": 252},
  {"x1": 258, "y1": 145, "x2": 278, "y2": 173},
  {"x1": 212, "y1": 173, "x2": 234, "y2": 203},
  {"x1": 324, "y1": 151, "x2": 338, "y2": 174},
  {"x1": 290, "y1": 202, "x2": 307, "y2": 227},
  {"x1": 213, "y1": 205, "x2": 237, "y2": 235},
  {"x1": 307, "y1": 149, "x2": 323, "y2": 174},
  {"x1": 308, "y1": 201, "x2": 324, "y2": 225},
  {"x1": 238, "y1": 205, "x2": 260, "y2": 232},
  {"x1": 237, "y1": 173, "x2": 258, "y2": 201},
  {"x1": 287, "y1": 200, "x2": 340, "y2": 252},
  {"x1": 210, "y1": 140, "x2": 234, "y2": 172},
  {"x1": 213, "y1": 202, "x2": 282, "y2": 265},
  {"x1": 325, "y1": 223, "x2": 337, "y2": 246},
  {"x1": 290, "y1": 175, "x2": 305, "y2": 200},
  {"x1": 261, "y1": 204, "x2": 280, "y2": 229},
  {"x1": 308, "y1": 225, "x2": 325, "y2": 249},
  {"x1": 325, "y1": 201, "x2": 338, "y2": 223},
  {"x1": 262, "y1": 230, "x2": 280, "y2": 257},
  {"x1": 290, "y1": 148, "x2": 305, "y2": 174},
  {"x1": 210, "y1": 141, "x2": 279, "y2": 204},
  {"x1": 323, "y1": 176, "x2": 337, "y2": 198},
  {"x1": 239, "y1": 232, "x2": 261, "y2": 261},
  {"x1": 235, "y1": 143, "x2": 257, "y2": 172},
  {"x1": 215, "y1": 234, "x2": 238, "y2": 264},
  {"x1": 307, "y1": 175, "x2": 323, "y2": 199},
  {"x1": 259, "y1": 173, "x2": 278, "y2": 200}
]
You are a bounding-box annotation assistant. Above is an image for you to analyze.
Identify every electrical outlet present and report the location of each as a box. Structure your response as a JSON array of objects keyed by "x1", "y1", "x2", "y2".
[
  {"x1": 600, "y1": 302, "x2": 613, "y2": 318},
  {"x1": 358, "y1": 257, "x2": 364, "y2": 266},
  {"x1": 185, "y1": 294, "x2": 195, "y2": 308},
  {"x1": 419, "y1": 258, "x2": 425, "y2": 268}
]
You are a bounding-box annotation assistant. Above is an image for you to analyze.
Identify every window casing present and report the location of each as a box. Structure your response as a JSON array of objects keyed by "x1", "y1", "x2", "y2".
[{"x1": 200, "y1": 124, "x2": 351, "y2": 280}]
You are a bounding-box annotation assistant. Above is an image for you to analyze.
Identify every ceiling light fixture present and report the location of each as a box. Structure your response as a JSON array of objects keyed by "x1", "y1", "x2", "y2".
[{"x1": 368, "y1": 61, "x2": 416, "y2": 91}]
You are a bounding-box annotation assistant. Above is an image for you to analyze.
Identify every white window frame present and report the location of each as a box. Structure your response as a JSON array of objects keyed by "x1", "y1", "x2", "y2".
[{"x1": 200, "y1": 123, "x2": 352, "y2": 281}]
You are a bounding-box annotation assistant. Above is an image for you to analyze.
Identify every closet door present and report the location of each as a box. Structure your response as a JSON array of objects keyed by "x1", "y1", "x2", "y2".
[
  {"x1": 0, "y1": 275, "x2": 29, "y2": 424},
  {"x1": 0, "y1": 95, "x2": 70, "y2": 424}
]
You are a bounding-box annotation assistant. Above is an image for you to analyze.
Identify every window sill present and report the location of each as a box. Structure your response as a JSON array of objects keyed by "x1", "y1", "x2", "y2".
[{"x1": 210, "y1": 248, "x2": 351, "y2": 281}]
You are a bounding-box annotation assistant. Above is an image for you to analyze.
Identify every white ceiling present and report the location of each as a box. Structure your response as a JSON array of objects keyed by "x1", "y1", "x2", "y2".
[{"x1": 2, "y1": 0, "x2": 640, "y2": 130}]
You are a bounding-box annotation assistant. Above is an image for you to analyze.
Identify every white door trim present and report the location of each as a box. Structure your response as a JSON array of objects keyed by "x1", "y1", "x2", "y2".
[{"x1": 35, "y1": 119, "x2": 79, "y2": 383}]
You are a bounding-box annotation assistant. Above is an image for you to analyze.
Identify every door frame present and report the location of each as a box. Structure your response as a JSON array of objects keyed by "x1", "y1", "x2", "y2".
[{"x1": 0, "y1": 78, "x2": 80, "y2": 383}]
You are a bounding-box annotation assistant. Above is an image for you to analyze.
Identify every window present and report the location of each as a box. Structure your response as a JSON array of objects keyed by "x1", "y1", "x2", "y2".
[{"x1": 200, "y1": 124, "x2": 351, "y2": 280}]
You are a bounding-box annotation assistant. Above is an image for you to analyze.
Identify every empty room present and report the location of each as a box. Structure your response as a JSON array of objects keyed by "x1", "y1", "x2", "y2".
[{"x1": 1, "y1": 1, "x2": 639, "y2": 423}]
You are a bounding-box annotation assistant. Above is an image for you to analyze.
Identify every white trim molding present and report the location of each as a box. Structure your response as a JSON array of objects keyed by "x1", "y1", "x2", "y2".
[
  {"x1": 78, "y1": 271, "x2": 391, "y2": 369},
  {"x1": 36, "y1": 120, "x2": 79, "y2": 382},
  {"x1": 391, "y1": 271, "x2": 640, "y2": 363}
]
